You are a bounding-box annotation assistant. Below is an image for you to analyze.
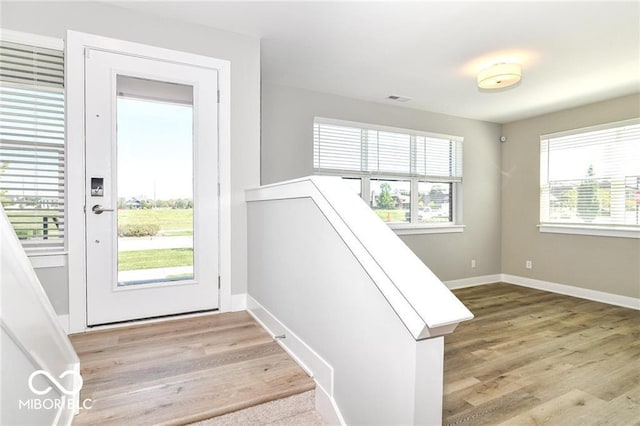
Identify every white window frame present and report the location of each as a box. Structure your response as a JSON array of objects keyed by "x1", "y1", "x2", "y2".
[
  {"x1": 0, "y1": 29, "x2": 67, "y2": 268},
  {"x1": 539, "y1": 118, "x2": 640, "y2": 239},
  {"x1": 314, "y1": 117, "x2": 464, "y2": 235}
]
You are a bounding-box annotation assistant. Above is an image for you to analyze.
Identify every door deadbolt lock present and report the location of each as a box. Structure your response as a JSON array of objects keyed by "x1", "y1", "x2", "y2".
[{"x1": 92, "y1": 204, "x2": 114, "y2": 214}]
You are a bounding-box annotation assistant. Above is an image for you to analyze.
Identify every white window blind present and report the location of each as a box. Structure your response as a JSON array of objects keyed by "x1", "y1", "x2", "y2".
[
  {"x1": 415, "y1": 135, "x2": 463, "y2": 182},
  {"x1": 0, "y1": 40, "x2": 65, "y2": 253},
  {"x1": 314, "y1": 119, "x2": 463, "y2": 181},
  {"x1": 540, "y1": 119, "x2": 640, "y2": 228}
]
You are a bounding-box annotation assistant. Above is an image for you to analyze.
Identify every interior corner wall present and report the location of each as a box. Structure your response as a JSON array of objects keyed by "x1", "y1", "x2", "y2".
[
  {"x1": 261, "y1": 83, "x2": 503, "y2": 281},
  {"x1": 501, "y1": 94, "x2": 640, "y2": 298},
  {"x1": 1, "y1": 1, "x2": 261, "y2": 313},
  {"x1": 33, "y1": 266, "x2": 69, "y2": 314}
]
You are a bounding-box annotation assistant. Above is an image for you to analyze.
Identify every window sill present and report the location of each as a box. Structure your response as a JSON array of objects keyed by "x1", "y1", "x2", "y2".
[
  {"x1": 390, "y1": 224, "x2": 465, "y2": 235},
  {"x1": 538, "y1": 224, "x2": 639, "y2": 239},
  {"x1": 28, "y1": 253, "x2": 68, "y2": 269}
]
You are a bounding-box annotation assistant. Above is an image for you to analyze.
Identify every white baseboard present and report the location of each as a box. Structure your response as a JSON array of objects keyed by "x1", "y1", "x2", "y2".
[
  {"x1": 446, "y1": 273, "x2": 639, "y2": 311},
  {"x1": 444, "y1": 274, "x2": 502, "y2": 290},
  {"x1": 246, "y1": 295, "x2": 345, "y2": 425},
  {"x1": 315, "y1": 382, "x2": 346, "y2": 426},
  {"x1": 57, "y1": 314, "x2": 69, "y2": 334},
  {"x1": 231, "y1": 293, "x2": 247, "y2": 311},
  {"x1": 502, "y1": 274, "x2": 640, "y2": 310}
]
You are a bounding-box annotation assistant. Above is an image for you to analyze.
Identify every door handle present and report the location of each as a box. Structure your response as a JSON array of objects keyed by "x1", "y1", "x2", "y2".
[{"x1": 92, "y1": 204, "x2": 115, "y2": 214}]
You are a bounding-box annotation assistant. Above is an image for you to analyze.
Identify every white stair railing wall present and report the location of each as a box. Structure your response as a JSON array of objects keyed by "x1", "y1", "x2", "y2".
[
  {"x1": 246, "y1": 176, "x2": 473, "y2": 425},
  {"x1": 0, "y1": 205, "x2": 80, "y2": 426}
]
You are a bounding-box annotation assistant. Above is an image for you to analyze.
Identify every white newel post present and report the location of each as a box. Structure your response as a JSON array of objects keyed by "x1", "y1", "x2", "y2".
[{"x1": 414, "y1": 337, "x2": 445, "y2": 425}]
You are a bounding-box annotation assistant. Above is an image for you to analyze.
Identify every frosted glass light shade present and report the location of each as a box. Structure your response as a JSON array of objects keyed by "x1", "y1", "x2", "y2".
[{"x1": 477, "y1": 63, "x2": 521, "y2": 89}]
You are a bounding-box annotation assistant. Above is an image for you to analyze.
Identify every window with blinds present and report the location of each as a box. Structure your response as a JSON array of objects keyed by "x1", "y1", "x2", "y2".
[
  {"x1": 540, "y1": 119, "x2": 640, "y2": 229},
  {"x1": 313, "y1": 118, "x2": 463, "y2": 227},
  {"x1": 0, "y1": 40, "x2": 65, "y2": 253},
  {"x1": 313, "y1": 120, "x2": 463, "y2": 181}
]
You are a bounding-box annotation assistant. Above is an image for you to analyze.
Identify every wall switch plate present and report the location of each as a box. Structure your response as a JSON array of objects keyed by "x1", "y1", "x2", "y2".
[{"x1": 471, "y1": 259, "x2": 476, "y2": 268}]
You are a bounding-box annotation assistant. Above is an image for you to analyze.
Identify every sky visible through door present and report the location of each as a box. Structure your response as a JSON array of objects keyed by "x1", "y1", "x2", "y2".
[{"x1": 116, "y1": 87, "x2": 194, "y2": 286}]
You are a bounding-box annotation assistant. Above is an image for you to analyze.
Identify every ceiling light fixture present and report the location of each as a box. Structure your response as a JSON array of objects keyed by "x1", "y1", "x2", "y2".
[{"x1": 477, "y1": 62, "x2": 522, "y2": 89}]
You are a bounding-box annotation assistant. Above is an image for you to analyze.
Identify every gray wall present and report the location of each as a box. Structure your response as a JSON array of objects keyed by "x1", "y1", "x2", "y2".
[
  {"x1": 502, "y1": 94, "x2": 640, "y2": 298},
  {"x1": 34, "y1": 266, "x2": 68, "y2": 314},
  {"x1": 1, "y1": 1, "x2": 261, "y2": 313},
  {"x1": 261, "y1": 83, "x2": 503, "y2": 281}
]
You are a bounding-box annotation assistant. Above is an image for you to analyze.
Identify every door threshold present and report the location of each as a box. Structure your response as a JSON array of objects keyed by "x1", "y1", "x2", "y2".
[{"x1": 84, "y1": 308, "x2": 220, "y2": 332}]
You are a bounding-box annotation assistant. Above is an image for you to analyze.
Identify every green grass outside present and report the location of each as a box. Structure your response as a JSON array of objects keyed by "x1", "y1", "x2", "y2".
[
  {"x1": 118, "y1": 208, "x2": 193, "y2": 235},
  {"x1": 3, "y1": 209, "x2": 63, "y2": 240},
  {"x1": 373, "y1": 209, "x2": 408, "y2": 223},
  {"x1": 166, "y1": 273, "x2": 194, "y2": 279},
  {"x1": 159, "y1": 230, "x2": 193, "y2": 237},
  {"x1": 372, "y1": 208, "x2": 451, "y2": 223},
  {"x1": 118, "y1": 248, "x2": 193, "y2": 271},
  {"x1": 5, "y1": 208, "x2": 192, "y2": 239}
]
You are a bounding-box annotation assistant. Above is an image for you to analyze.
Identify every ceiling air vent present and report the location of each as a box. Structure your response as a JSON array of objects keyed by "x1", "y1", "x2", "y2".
[{"x1": 387, "y1": 95, "x2": 411, "y2": 102}]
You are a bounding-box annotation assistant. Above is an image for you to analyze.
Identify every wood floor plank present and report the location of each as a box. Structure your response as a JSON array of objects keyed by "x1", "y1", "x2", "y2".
[
  {"x1": 71, "y1": 312, "x2": 256, "y2": 353},
  {"x1": 498, "y1": 389, "x2": 607, "y2": 426},
  {"x1": 444, "y1": 377, "x2": 482, "y2": 395},
  {"x1": 81, "y1": 342, "x2": 284, "y2": 397},
  {"x1": 70, "y1": 312, "x2": 314, "y2": 425},
  {"x1": 79, "y1": 354, "x2": 313, "y2": 425},
  {"x1": 456, "y1": 376, "x2": 525, "y2": 407},
  {"x1": 445, "y1": 390, "x2": 541, "y2": 426},
  {"x1": 444, "y1": 283, "x2": 640, "y2": 425},
  {"x1": 591, "y1": 387, "x2": 640, "y2": 425}
]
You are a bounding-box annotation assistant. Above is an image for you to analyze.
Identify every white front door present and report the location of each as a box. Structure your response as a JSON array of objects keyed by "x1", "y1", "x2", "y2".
[{"x1": 85, "y1": 49, "x2": 219, "y2": 326}]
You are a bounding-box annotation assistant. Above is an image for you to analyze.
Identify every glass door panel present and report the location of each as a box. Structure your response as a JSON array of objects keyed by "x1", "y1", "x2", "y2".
[{"x1": 116, "y1": 76, "x2": 194, "y2": 286}]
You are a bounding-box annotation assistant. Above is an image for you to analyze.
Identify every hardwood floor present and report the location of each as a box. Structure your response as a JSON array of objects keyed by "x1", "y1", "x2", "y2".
[
  {"x1": 443, "y1": 283, "x2": 640, "y2": 426},
  {"x1": 69, "y1": 312, "x2": 315, "y2": 426}
]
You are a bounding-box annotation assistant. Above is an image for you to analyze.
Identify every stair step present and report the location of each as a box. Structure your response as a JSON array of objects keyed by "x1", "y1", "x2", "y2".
[
  {"x1": 70, "y1": 312, "x2": 316, "y2": 425},
  {"x1": 190, "y1": 390, "x2": 325, "y2": 426}
]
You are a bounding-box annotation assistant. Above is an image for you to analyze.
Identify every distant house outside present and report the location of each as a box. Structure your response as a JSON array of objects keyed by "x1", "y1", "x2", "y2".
[{"x1": 125, "y1": 198, "x2": 141, "y2": 209}]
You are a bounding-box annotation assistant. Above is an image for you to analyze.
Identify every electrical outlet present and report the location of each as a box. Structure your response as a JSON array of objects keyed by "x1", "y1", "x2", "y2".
[
  {"x1": 471, "y1": 259, "x2": 477, "y2": 268},
  {"x1": 526, "y1": 260, "x2": 532, "y2": 269}
]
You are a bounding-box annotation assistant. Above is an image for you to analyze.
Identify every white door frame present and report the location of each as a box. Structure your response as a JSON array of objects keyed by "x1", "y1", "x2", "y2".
[{"x1": 66, "y1": 31, "x2": 231, "y2": 333}]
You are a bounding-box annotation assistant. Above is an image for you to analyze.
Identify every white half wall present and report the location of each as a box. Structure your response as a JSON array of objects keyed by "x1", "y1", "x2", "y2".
[
  {"x1": 1, "y1": 206, "x2": 79, "y2": 425},
  {"x1": 247, "y1": 183, "x2": 462, "y2": 424}
]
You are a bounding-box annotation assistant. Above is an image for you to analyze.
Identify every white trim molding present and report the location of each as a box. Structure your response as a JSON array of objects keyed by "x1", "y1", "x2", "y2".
[
  {"x1": 392, "y1": 224, "x2": 465, "y2": 235},
  {"x1": 246, "y1": 296, "x2": 345, "y2": 426},
  {"x1": 538, "y1": 224, "x2": 639, "y2": 239},
  {"x1": 444, "y1": 274, "x2": 503, "y2": 290},
  {"x1": 502, "y1": 274, "x2": 640, "y2": 311},
  {"x1": 445, "y1": 273, "x2": 639, "y2": 311},
  {"x1": 28, "y1": 253, "x2": 68, "y2": 269},
  {"x1": 231, "y1": 293, "x2": 247, "y2": 312},
  {"x1": 66, "y1": 31, "x2": 232, "y2": 333}
]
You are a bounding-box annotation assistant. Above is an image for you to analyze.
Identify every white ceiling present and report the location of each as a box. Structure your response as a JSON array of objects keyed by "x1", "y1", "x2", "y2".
[{"x1": 113, "y1": 1, "x2": 640, "y2": 123}]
